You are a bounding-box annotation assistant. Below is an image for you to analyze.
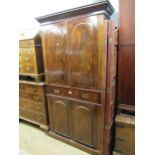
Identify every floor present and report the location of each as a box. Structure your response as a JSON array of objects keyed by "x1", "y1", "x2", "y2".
[{"x1": 19, "y1": 121, "x2": 90, "y2": 155}]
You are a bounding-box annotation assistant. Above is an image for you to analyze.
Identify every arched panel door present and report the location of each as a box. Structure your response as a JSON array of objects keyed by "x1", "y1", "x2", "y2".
[
  {"x1": 70, "y1": 101, "x2": 97, "y2": 147},
  {"x1": 41, "y1": 22, "x2": 68, "y2": 85},
  {"x1": 47, "y1": 95, "x2": 70, "y2": 137},
  {"x1": 68, "y1": 16, "x2": 99, "y2": 89}
]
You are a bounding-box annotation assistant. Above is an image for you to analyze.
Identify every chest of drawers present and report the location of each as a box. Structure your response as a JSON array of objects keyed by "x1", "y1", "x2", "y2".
[
  {"x1": 19, "y1": 81, "x2": 48, "y2": 130},
  {"x1": 19, "y1": 29, "x2": 44, "y2": 82},
  {"x1": 114, "y1": 114, "x2": 135, "y2": 155}
]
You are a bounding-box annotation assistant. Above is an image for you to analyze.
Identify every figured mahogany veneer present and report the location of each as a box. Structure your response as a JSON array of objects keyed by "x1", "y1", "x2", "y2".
[{"x1": 36, "y1": 1, "x2": 117, "y2": 155}]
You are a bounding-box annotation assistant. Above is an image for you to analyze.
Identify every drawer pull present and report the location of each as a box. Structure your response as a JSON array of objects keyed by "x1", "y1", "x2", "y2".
[
  {"x1": 81, "y1": 93, "x2": 89, "y2": 99},
  {"x1": 54, "y1": 89, "x2": 60, "y2": 94},
  {"x1": 26, "y1": 67, "x2": 30, "y2": 71},
  {"x1": 116, "y1": 137, "x2": 125, "y2": 142},
  {"x1": 68, "y1": 90, "x2": 72, "y2": 95},
  {"x1": 30, "y1": 87, "x2": 36, "y2": 92},
  {"x1": 25, "y1": 57, "x2": 29, "y2": 61},
  {"x1": 35, "y1": 105, "x2": 40, "y2": 110},
  {"x1": 34, "y1": 96, "x2": 39, "y2": 100},
  {"x1": 36, "y1": 115, "x2": 41, "y2": 121}
]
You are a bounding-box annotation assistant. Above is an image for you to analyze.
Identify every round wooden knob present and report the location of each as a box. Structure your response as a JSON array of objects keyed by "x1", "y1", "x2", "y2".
[{"x1": 68, "y1": 91, "x2": 72, "y2": 95}]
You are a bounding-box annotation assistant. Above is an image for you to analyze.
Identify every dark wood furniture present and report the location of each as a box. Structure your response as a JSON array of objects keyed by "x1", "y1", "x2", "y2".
[
  {"x1": 19, "y1": 29, "x2": 44, "y2": 82},
  {"x1": 117, "y1": 0, "x2": 135, "y2": 112},
  {"x1": 114, "y1": 114, "x2": 135, "y2": 155},
  {"x1": 19, "y1": 81, "x2": 48, "y2": 130},
  {"x1": 36, "y1": 1, "x2": 117, "y2": 155}
]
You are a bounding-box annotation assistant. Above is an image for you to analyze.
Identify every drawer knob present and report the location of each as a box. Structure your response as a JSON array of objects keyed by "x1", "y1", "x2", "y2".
[
  {"x1": 68, "y1": 91, "x2": 72, "y2": 95},
  {"x1": 54, "y1": 89, "x2": 60, "y2": 94},
  {"x1": 34, "y1": 96, "x2": 39, "y2": 100},
  {"x1": 25, "y1": 57, "x2": 29, "y2": 61},
  {"x1": 56, "y1": 42, "x2": 60, "y2": 46},
  {"x1": 26, "y1": 67, "x2": 30, "y2": 71}
]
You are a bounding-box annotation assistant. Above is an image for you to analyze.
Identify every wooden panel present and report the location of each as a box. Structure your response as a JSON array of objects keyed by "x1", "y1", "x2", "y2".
[
  {"x1": 119, "y1": 0, "x2": 135, "y2": 45},
  {"x1": 118, "y1": 0, "x2": 135, "y2": 112},
  {"x1": 118, "y1": 46, "x2": 135, "y2": 108},
  {"x1": 46, "y1": 85, "x2": 100, "y2": 103},
  {"x1": 68, "y1": 15, "x2": 99, "y2": 89},
  {"x1": 19, "y1": 98, "x2": 46, "y2": 114},
  {"x1": 47, "y1": 95, "x2": 70, "y2": 137},
  {"x1": 19, "y1": 92, "x2": 44, "y2": 103},
  {"x1": 41, "y1": 22, "x2": 68, "y2": 85},
  {"x1": 19, "y1": 47, "x2": 35, "y2": 56},
  {"x1": 70, "y1": 100, "x2": 98, "y2": 147},
  {"x1": 19, "y1": 83, "x2": 44, "y2": 94},
  {"x1": 19, "y1": 47, "x2": 38, "y2": 74},
  {"x1": 19, "y1": 108, "x2": 47, "y2": 125},
  {"x1": 19, "y1": 40, "x2": 34, "y2": 47},
  {"x1": 115, "y1": 126, "x2": 135, "y2": 155}
]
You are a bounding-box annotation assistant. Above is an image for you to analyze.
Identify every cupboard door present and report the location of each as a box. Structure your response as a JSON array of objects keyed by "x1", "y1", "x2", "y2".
[
  {"x1": 47, "y1": 95, "x2": 70, "y2": 137},
  {"x1": 70, "y1": 101, "x2": 98, "y2": 147},
  {"x1": 42, "y1": 22, "x2": 68, "y2": 85},
  {"x1": 68, "y1": 16, "x2": 98, "y2": 89}
]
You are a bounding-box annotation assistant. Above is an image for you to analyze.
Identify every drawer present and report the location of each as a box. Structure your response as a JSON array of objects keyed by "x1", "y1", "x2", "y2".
[
  {"x1": 115, "y1": 124, "x2": 135, "y2": 155},
  {"x1": 22, "y1": 55, "x2": 36, "y2": 64},
  {"x1": 20, "y1": 83, "x2": 44, "y2": 94},
  {"x1": 78, "y1": 90, "x2": 98, "y2": 102},
  {"x1": 19, "y1": 40, "x2": 34, "y2": 47},
  {"x1": 19, "y1": 98, "x2": 46, "y2": 114},
  {"x1": 23, "y1": 65, "x2": 36, "y2": 74},
  {"x1": 19, "y1": 108, "x2": 47, "y2": 125},
  {"x1": 115, "y1": 124, "x2": 135, "y2": 140},
  {"x1": 19, "y1": 47, "x2": 35, "y2": 55},
  {"x1": 46, "y1": 86, "x2": 100, "y2": 103},
  {"x1": 19, "y1": 92, "x2": 44, "y2": 103}
]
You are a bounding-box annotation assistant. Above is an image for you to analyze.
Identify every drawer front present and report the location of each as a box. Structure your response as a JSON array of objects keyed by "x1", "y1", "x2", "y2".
[
  {"x1": 19, "y1": 98, "x2": 46, "y2": 114},
  {"x1": 115, "y1": 124, "x2": 135, "y2": 140},
  {"x1": 115, "y1": 124, "x2": 135, "y2": 155},
  {"x1": 19, "y1": 83, "x2": 44, "y2": 94},
  {"x1": 19, "y1": 47, "x2": 35, "y2": 55},
  {"x1": 46, "y1": 86, "x2": 100, "y2": 103},
  {"x1": 19, "y1": 40, "x2": 34, "y2": 47},
  {"x1": 19, "y1": 92, "x2": 44, "y2": 103},
  {"x1": 22, "y1": 55, "x2": 36, "y2": 64},
  {"x1": 19, "y1": 109, "x2": 47, "y2": 125},
  {"x1": 23, "y1": 65, "x2": 36, "y2": 74}
]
